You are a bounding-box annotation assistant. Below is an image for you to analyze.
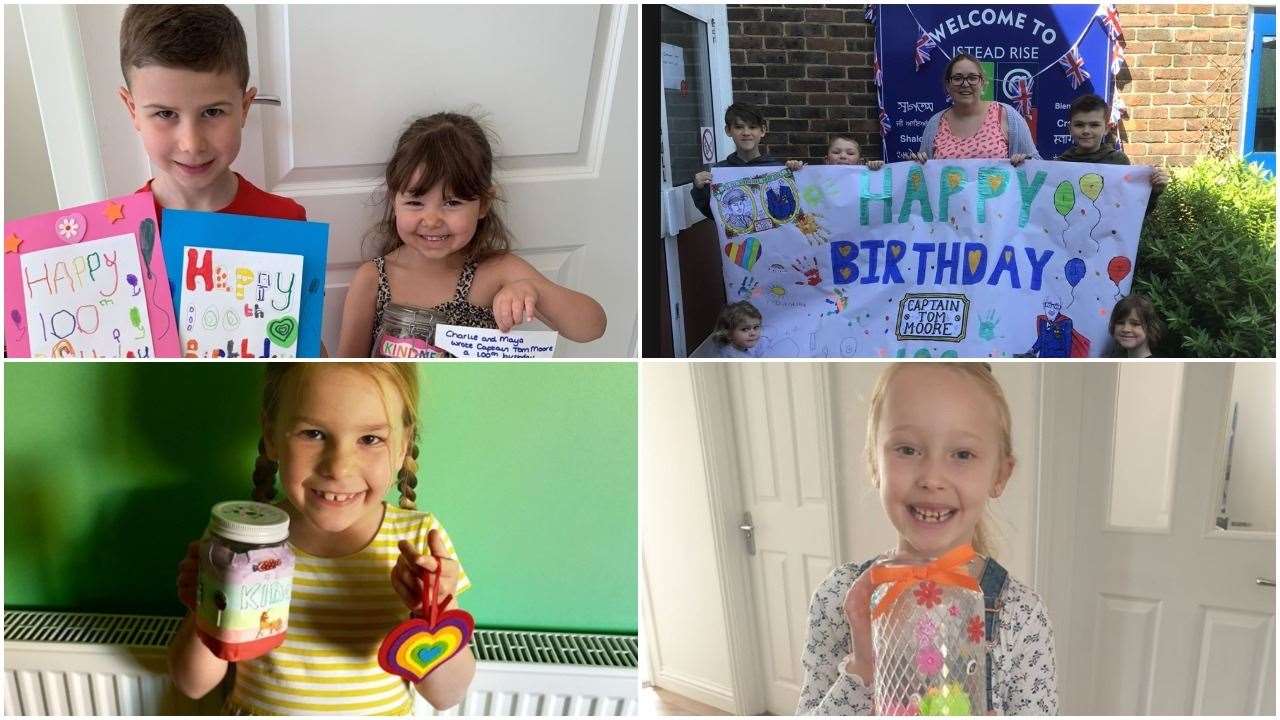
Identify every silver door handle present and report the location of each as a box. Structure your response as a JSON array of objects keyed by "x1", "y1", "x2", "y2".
[
  {"x1": 739, "y1": 512, "x2": 756, "y2": 556},
  {"x1": 252, "y1": 95, "x2": 282, "y2": 106},
  {"x1": 1257, "y1": 577, "x2": 1275, "y2": 587}
]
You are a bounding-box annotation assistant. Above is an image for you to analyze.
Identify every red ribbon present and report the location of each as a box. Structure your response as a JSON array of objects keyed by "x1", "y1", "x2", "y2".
[
  {"x1": 868, "y1": 544, "x2": 979, "y2": 619},
  {"x1": 418, "y1": 557, "x2": 452, "y2": 626}
]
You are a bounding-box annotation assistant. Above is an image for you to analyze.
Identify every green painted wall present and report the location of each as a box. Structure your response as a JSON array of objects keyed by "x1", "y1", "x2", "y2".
[{"x1": 4, "y1": 363, "x2": 636, "y2": 634}]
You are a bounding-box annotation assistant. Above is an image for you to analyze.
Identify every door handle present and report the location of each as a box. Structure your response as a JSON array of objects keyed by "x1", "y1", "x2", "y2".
[
  {"x1": 252, "y1": 95, "x2": 282, "y2": 107},
  {"x1": 739, "y1": 512, "x2": 755, "y2": 556},
  {"x1": 1257, "y1": 577, "x2": 1275, "y2": 587}
]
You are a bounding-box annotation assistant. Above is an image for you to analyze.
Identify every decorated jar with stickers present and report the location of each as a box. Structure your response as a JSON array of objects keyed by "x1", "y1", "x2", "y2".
[
  {"x1": 196, "y1": 501, "x2": 295, "y2": 661},
  {"x1": 868, "y1": 545, "x2": 987, "y2": 716},
  {"x1": 374, "y1": 303, "x2": 450, "y2": 358}
]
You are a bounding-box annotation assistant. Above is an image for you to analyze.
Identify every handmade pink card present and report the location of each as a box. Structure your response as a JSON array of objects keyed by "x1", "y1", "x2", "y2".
[{"x1": 4, "y1": 192, "x2": 178, "y2": 357}]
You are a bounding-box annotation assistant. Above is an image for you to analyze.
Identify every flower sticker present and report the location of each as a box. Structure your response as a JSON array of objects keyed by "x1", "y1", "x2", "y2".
[
  {"x1": 915, "y1": 616, "x2": 938, "y2": 644},
  {"x1": 916, "y1": 644, "x2": 943, "y2": 675},
  {"x1": 967, "y1": 615, "x2": 984, "y2": 644},
  {"x1": 948, "y1": 604, "x2": 960, "y2": 617},
  {"x1": 56, "y1": 217, "x2": 79, "y2": 240},
  {"x1": 53, "y1": 212, "x2": 87, "y2": 244},
  {"x1": 913, "y1": 580, "x2": 943, "y2": 609}
]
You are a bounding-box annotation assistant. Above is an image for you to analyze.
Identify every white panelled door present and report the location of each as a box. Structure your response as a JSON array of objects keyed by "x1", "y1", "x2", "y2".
[
  {"x1": 76, "y1": 5, "x2": 636, "y2": 357},
  {"x1": 1047, "y1": 364, "x2": 1275, "y2": 715},
  {"x1": 724, "y1": 363, "x2": 841, "y2": 715}
]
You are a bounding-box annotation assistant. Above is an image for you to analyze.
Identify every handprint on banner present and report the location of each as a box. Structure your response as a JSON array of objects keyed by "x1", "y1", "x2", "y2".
[
  {"x1": 978, "y1": 310, "x2": 1000, "y2": 341},
  {"x1": 795, "y1": 210, "x2": 831, "y2": 245},
  {"x1": 737, "y1": 276, "x2": 762, "y2": 299},
  {"x1": 823, "y1": 288, "x2": 849, "y2": 316},
  {"x1": 793, "y1": 257, "x2": 822, "y2": 286}
]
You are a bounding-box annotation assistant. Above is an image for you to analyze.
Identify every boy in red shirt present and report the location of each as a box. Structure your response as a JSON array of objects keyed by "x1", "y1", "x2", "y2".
[{"x1": 117, "y1": 5, "x2": 305, "y2": 223}]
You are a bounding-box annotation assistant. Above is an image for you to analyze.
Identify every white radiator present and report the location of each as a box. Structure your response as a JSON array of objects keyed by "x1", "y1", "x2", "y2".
[{"x1": 3, "y1": 611, "x2": 638, "y2": 716}]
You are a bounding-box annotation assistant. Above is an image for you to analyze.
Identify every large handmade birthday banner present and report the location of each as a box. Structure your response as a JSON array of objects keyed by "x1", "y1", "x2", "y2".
[
  {"x1": 163, "y1": 210, "x2": 328, "y2": 358},
  {"x1": 711, "y1": 161, "x2": 1150, "y2": 357},
  {"x1": 4, "y1": 193, "x2": 178, "y2": 358}
]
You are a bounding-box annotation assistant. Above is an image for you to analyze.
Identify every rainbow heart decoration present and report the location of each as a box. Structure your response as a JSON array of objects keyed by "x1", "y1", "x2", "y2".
[
  {"x1": 724, "y1": 236, "x2": 762, "y2": 271},
  {"x1": 378, "y1": 609, "x2": 474, "y2": 682}
]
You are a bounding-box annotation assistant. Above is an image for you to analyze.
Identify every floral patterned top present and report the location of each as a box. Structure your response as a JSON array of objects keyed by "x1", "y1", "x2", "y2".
[
  {"x1": 933, "y1": 101, "x2": 1010, "y2": 160},
  {"x1": 797, "y1": 559, "x2": 1059, "y2": 716}
]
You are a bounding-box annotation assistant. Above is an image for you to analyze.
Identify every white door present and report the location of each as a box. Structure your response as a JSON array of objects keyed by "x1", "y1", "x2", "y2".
[
  {"x1": 73, "y1": 4, "x2": 636, "y2": 358},
  {"x1": 1042, "y1": 363, "x2": 1276, "y2": 715},
  {"x1": 658, "y1": 4, "x2": 732, "y2": 357},
  {"x1": 718, "y1": 363, "x2": 842, "y2": 714}
]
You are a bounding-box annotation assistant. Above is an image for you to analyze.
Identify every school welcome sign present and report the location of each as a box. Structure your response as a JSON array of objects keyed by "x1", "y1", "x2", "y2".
[
  {"x1": 875, "y1": 4, "x2": 1115, "y2": 161},
  {"x1": 711, "y1": 161, "x2": 1151, "y2": 358}
]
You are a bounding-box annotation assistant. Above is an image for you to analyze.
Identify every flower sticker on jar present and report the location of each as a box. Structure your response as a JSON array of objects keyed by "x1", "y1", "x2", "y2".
[
  {"x1": 915, "y1": 615, "x2": 939, "y2": 644},
  {"x1": 916, "y1": 644, "x2": 944, "y2": 675},
  {"x1": 913, "y1": 580, "x2": 943, "y2": 609},
  {"x1": 967, "y1": 615, "x2": 985, "y2": 644}
]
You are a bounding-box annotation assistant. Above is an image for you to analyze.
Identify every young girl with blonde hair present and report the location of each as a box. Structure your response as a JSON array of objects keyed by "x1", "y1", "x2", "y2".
[
  {"x1": 170, "y1": 363, "x2": 473, "y2": 714},
  {"x1": 797, "y1": 363, "x2": 1058, "y2": 714}
]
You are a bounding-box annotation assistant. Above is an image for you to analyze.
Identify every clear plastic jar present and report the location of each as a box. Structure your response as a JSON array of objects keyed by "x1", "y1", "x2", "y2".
[
  {"x1": 373, "y1": 303, "x2": 450, "y2": 358},
  {"x1": 868, "y1": 550, "x2": 987, "y2": 716},
  {"x1": 195, "y1": 501, "x2": 294, "y2": 661}
]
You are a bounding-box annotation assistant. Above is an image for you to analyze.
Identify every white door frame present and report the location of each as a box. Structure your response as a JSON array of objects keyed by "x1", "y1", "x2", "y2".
[
  {"x1": 1034, "y1": 363, "x2": 1086, "y2": 703},
  {"x1": 658, "y1": 4, "x2": 733, "y2": 357},
  {"x1": 19, "y1": 4, "x2": 107, "y2": 208},
  {"x1": 690, "y1": 362, "x2": 844, "y2": 714}
]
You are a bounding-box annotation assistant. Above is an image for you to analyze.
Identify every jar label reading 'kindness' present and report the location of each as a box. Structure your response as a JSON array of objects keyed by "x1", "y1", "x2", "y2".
[{"x1": 196, "y1": 542, "x2": 295, "y2": 659}]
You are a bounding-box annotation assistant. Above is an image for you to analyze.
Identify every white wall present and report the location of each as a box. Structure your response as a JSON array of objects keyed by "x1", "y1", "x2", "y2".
[
  {"x1": 829, "y1": 362, "x2": 1041, "y2": 585},
  {"x1": 4, "y1": 5, "x2": 58, "y2": 221},
  {"x1": 639, "y1": 363, "x2": 735, "y2": 710}
]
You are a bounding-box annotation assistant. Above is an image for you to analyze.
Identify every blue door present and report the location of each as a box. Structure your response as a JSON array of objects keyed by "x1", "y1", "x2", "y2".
[{"x1": 1243, "y1": 7, "x2": 1275, "y2": 175}]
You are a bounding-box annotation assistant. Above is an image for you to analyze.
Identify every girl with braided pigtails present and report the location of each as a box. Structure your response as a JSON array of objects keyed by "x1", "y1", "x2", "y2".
[{"x1": 170, "y1": 363, "x2": 474, "y2": 715}]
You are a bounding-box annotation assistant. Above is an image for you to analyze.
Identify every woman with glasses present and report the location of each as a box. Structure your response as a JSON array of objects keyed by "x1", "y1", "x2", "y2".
[{"x1": 912, "y1": 53, "x2": 1039, "y2": 165}]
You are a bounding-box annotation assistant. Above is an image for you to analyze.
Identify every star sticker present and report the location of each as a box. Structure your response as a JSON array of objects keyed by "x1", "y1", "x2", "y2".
[
  {"x1": 104, "y1": 201, "x2": 125, "y2": 223},
  {"x1": 4, "y1": 232, "x2": 22, "y2": 253}
]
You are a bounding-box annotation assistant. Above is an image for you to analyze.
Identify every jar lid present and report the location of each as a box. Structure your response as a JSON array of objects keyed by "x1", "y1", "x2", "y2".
[
  {"x1": 383, "y1": 302, "x2": 446, "y2": 325},
  {"x1": 208, "y1": 501, "x2": 290, "y2": 544}
]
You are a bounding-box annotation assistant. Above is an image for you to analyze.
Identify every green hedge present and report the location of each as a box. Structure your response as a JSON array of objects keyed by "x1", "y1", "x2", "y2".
[{"x1": 1135, "y1": 157, "x2": 1276, "y2": 357}]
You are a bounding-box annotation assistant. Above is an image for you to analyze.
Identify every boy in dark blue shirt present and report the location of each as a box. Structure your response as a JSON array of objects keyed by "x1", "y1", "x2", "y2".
[{"x1": 690, "y1": 102, "x2": 802, "y2": 219}]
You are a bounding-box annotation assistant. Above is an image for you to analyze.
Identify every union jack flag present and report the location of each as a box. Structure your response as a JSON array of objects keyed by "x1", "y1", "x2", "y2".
[
  {"x1": 1109, "y1": 41, "x2": 1125, "y2": 76},
  {"x1": 1058, "y1": 48, "x2": 1091, "y2": 89},
  {"x1": 915, "y1": 32, "x2": 938, "y2": 71},
  {"x1": 1109, "y1": 95, "x2": 1127, "y2": 128},
  {"x1": 1097, "y1": 4, "x2": 1124, "y2": 42},
  {"x1": 879, "y1": 109, "x2": 892, "y2": 135},
  {"x1": 873, "y1": 53, "x2": 882, "y2": 87},
  {"x1": 865, "y1": 5, "x2": 876, "y2": 23},
  {"x1": 1012, "y1": 78, "x2": 1033, "y2": 119}
]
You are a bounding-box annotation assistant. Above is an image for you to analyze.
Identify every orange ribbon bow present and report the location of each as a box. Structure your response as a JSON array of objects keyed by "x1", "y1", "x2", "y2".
[{"x1": 868, "y1": 544, "x2": 979, "y2": 619}]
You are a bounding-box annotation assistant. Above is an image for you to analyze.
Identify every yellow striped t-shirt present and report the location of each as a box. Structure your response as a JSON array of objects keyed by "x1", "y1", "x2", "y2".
[{"x1": 227, "y1": 504, "x2": 471, "y2": 715}]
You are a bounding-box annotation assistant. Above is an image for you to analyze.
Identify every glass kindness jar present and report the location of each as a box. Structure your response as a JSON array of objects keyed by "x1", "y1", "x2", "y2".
[
  {"x1": 196, "y1": 501, "x2": 295, "y2": 662},
  {"x1": 374, "y1": 303, "x2": 449, "y2": 358},
  {"x1": 868, "y1": 545, "x2": 987, "y2": 716}
]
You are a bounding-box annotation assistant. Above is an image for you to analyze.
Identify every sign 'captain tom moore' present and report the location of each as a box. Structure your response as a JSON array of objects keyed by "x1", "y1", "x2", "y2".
[{"x1": 711, "y1": 161, "x2": 1151, "y2": 358}]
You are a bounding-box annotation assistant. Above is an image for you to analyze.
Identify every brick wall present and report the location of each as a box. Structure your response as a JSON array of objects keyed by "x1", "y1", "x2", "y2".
[
  {"x1": 723, "y1": 3, "x2": 1249, "y2": 167},
  {"x1": 1113, "y1": 3, "x2": 1248, "y2": 165},
  {"x1": 727, "y1": 5, "x2": 879, "y2": 162}
]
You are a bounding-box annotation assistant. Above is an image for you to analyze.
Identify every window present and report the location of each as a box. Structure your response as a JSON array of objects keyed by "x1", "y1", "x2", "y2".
[{"x1": 1243, "y1": 7, "x2": 1275, "y2": 175}]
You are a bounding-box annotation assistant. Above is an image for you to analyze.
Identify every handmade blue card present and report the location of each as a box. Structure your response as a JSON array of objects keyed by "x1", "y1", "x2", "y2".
[{"x1": 162, "y1": 209, "x2": 328, "y2": 358}]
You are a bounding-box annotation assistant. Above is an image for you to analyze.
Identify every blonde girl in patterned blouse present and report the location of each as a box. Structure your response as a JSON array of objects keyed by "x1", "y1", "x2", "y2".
[
  {"x1": 798, "y1": 363, "x2": 1059, "y2": 715},
  {"x1": 337, "y1": 112, "x2": 606, "y2": 357},
  {"x1": 170, "y1": 363, "x2": 474, "y2": 714}
]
